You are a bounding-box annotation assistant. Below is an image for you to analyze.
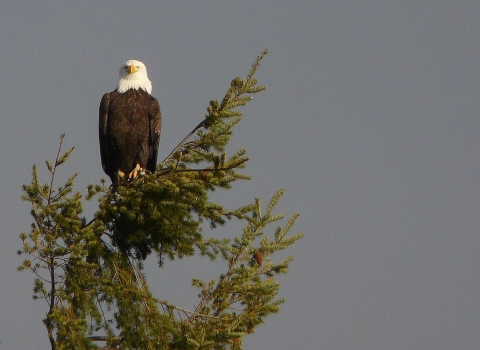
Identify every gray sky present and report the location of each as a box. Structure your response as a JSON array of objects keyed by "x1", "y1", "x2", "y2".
[{"x1": 1, "y1": 1, "x2": 479, "y2": 349}]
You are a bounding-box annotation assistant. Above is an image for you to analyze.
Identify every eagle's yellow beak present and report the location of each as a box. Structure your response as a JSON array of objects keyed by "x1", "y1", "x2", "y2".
[{"x1": 127, "y1": 65, "x2": 139, "y2": 74}]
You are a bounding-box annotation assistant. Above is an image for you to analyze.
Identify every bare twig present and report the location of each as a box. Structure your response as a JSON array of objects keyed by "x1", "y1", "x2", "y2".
[{"x1": 161, "y1": 119, "x2": 207, "y2": 166}]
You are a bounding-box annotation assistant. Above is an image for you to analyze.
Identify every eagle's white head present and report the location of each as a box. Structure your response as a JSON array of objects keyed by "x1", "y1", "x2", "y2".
[{"x1": 117, "y1": 59, "x2": 152, "y2": 94}]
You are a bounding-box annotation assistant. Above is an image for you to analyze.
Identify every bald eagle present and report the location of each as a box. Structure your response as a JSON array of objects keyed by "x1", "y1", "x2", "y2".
[{"x1": 99, "y1": 60, "x2": 161, "y2": 187}]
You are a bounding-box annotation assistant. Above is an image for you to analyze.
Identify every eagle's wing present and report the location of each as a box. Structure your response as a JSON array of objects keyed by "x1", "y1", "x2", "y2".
[
  {"x1": 99, "y1": 93, "x2": 114, "y2": 180},
  {"x1": 147, "y1": 97, "x2": 161, "y2": 172}
]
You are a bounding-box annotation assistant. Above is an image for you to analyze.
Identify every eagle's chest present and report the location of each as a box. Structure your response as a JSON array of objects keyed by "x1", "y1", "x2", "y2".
[{"x1": 109, "y1": 96, "x2": 150, "y2": 133}]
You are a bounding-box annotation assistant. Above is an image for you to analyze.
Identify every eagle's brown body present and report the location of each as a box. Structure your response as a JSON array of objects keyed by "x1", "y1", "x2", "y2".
[{"x1": 99, "y1": 88, "x2": 161, "y2": 185}]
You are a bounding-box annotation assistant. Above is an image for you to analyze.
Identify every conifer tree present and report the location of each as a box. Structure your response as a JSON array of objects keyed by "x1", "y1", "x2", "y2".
[{"x1": 19, "y1": 51, "x2": 304, "y2": 350}]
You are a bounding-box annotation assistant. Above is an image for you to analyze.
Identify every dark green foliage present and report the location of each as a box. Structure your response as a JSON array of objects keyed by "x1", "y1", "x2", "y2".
[
  {"x1": 19, "y1": 134, "x2": 106, "y2": 350},
  {"x1": 19, "y1": 51, "x2": 304, "y2": 349}
]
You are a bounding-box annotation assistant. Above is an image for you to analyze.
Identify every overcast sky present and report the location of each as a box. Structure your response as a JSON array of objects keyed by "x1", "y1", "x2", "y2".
[{"x1": 1, "y1": 1, "x2": 480, "y2": 349}]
